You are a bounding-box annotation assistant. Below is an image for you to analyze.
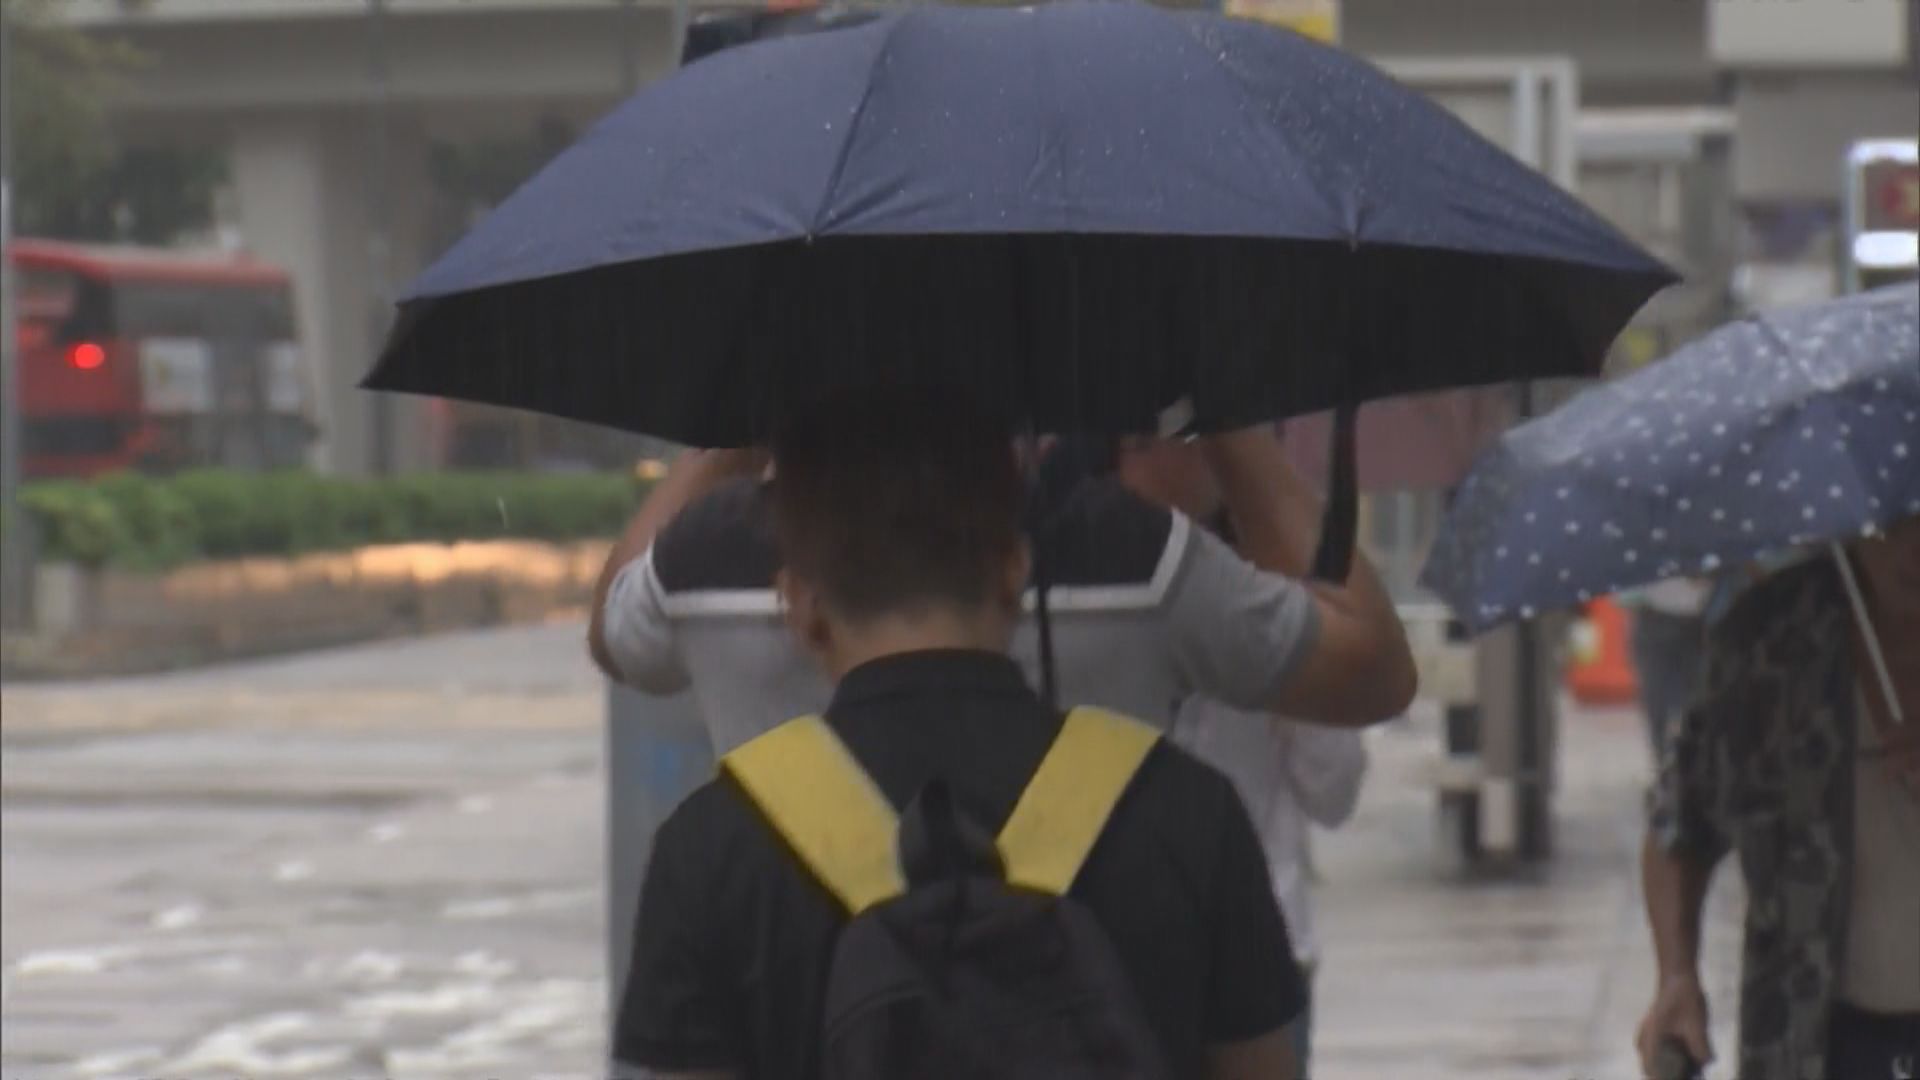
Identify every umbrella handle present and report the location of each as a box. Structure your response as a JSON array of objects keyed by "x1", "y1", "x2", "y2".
[
  {"x1": 1024, "y1": 433, "x2": 1061, "y2": 708},
  {"x1": 1830, "y1": 541, "x2": 1906, "y2": 727},
  {"x1": 1309, "y1": 402, "x2": 1360, "y2": 583}
]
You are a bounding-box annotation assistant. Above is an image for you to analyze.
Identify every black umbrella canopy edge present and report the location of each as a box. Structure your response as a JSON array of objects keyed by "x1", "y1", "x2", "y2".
[{"x1": 363, "y1": 230, "x2": 1674, "y2": 448}]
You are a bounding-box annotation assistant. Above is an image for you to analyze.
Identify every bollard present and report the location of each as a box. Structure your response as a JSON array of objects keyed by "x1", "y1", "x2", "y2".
[
  {"x1": 1399, "y1": 602, "x2": 1485, "y2": 872},
  {"x1": 1439, "y1": 615, "x2": 1483, "y2": 868}
]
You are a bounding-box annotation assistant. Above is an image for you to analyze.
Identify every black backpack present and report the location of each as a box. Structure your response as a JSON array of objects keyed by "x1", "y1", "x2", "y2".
[{"x1": 722, "y1": 706, "x2": 1175, "y2": 1080}]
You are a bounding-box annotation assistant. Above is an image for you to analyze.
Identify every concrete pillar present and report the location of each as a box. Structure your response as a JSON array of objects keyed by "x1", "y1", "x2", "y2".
[{"x1": 228, "y1": 111, "x2": 436, "y2": 475}]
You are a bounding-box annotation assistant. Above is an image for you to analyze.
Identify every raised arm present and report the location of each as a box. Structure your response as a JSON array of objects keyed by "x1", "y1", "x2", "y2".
[
  {"x1": 588, "y1": 448, "x2": 767, "y2": 680},
  {"x1": 1201, "y1": 427, "x2": 1416, "y2": 725}
]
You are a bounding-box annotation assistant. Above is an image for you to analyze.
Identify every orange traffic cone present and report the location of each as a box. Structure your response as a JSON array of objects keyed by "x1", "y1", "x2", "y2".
[{"x1": 1566, "y1": 597, "x2": 1639, "y2": 707}]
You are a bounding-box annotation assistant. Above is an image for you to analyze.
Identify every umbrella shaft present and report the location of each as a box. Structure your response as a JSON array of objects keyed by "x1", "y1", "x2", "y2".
[{"x1": 1831, "y1": 542, "x2": 1907, "y2": 727}]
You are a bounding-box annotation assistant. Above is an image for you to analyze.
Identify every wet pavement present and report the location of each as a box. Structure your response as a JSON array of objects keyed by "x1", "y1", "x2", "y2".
[
  {"x1": 1311, "y1": 706, "x2": 1743, "y2": 1080},
  {"x1": 3, "y1": 623, "x2": 1742, "y2": 1079}
]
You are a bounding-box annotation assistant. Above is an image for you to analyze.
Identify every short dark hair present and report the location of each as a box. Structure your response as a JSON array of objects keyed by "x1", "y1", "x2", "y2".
[{"x1": 769, "y1": 388, "x2": 1024, "y2": 623}]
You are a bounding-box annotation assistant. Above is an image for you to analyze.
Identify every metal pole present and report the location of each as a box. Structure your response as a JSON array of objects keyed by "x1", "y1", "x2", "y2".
[
  {"x1": 671, "y1": 0, "x2": 693, "y2": 70},
  {"x1": 620, "y1": 0, "x2": 642, "y2": 96},
  {"x1": 1510, "y1": 376, "x2": 1556, "y2": 862},
  {"x1": 366, "y1": 0, "x2": 395, "y2": 475},
  {"x1": 1507, "y1": 69, "x2": 1555, "y2": 863},
  {"x1": 0, "y1": 0, "x2": 34, "y2": 631}
]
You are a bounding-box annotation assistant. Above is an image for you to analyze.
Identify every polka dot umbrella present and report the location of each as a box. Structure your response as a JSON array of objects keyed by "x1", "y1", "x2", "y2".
[{"x1": 1422, "y1": 282, "x2": 1920, "y2": 637}]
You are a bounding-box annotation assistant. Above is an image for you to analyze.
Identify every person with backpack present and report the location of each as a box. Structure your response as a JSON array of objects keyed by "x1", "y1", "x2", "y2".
[{"x1": 614, "y1": 390, "x2": 1308, "y2": 1079}]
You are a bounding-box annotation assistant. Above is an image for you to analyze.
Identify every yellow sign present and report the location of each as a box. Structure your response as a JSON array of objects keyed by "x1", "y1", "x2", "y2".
[{"x1": 1222, "y1": 0, "x2": 1339, "y2": 43}]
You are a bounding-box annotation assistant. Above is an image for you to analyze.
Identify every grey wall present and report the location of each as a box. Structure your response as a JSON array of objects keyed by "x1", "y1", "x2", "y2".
[
  {"x1": 1731, "y1": 72, "x2": 1920, "y2": 202},
  {"x1": 1344, "y1": 0, "x2": 1716, "y2": 104}
]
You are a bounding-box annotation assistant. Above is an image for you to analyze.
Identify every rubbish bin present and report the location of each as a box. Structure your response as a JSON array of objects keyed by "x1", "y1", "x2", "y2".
[{"x1": 605, "y1": 683, "x2": 716, "y2": 1022}]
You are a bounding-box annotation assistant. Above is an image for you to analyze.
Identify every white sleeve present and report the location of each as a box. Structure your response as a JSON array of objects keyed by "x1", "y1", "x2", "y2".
[
  {"x1": 1281, "y1": 720, "x2": 1368, "y2": 828},
  {"x1": 600, "y1": 548, "x2": 691, "y2": 695},
  {"x1": 1162, "y1": 518, "x2": 1323, "y2": 711}
]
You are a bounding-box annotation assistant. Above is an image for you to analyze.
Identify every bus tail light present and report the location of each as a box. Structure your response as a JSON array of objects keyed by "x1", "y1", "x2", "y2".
[{"x1": 66, "y1": 341, "x2": 109, "y2": 371}]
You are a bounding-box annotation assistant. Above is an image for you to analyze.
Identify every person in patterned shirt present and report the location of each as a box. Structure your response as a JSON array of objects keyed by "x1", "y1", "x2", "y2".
[{"x1": 1637, "y1": 514, "x2": 1920, "y2": 1080}]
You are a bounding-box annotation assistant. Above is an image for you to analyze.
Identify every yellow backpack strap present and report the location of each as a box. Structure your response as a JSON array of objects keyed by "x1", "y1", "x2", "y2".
[
  {"x1": 721, "y1": 716, "x2": 906, "y2": 915},
  {"x1": 997, "y1": 706, "x2": 1161, "y2": 895}
]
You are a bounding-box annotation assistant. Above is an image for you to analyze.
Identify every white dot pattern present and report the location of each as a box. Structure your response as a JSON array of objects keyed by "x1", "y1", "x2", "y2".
[{"x1": 1423, "y1": 285, "x2": 1920, "y2": 631}]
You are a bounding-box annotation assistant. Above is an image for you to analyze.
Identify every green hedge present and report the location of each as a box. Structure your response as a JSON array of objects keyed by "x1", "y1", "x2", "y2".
[{"x1": 15, "y1": 469, "x2": 647, "y2": 571}]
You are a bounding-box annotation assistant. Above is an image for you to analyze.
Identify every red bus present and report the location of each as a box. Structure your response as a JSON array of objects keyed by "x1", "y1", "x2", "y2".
[{"x1": 12, "y1": 239, "x2": 318, "y2": 479}]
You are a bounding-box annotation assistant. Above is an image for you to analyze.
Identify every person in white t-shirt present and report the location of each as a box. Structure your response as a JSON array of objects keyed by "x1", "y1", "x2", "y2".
[
  {"x1": 1170, "y1": 699, "x2": 1366, "y2": 1071},
  {"x1": 1118, "y1": 435, "x2": 1372, "y2": 1073}
]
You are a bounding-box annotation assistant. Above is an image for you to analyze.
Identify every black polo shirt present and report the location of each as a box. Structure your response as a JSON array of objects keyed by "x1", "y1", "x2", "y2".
[{"x1": 615, "y1": 649, "x2": 1304, "y2": 1078}]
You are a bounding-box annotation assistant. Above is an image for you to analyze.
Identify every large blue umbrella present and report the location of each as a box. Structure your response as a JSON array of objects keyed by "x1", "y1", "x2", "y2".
[
  {"x1": 1421, "y1": 284, "x2": 1920, "y2": 635},
  {"x1": 363, "y1": 0, "x2": 1670, "y2": 447}
]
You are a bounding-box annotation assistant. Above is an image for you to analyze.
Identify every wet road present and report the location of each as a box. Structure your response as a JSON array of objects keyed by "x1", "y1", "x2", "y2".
[
  {"x1": 2, "y1": 623, "x2": 1742, "y2": 1079},
  {"x1": 2, "y1": 626, "x2": 607, "y2": 1078}
]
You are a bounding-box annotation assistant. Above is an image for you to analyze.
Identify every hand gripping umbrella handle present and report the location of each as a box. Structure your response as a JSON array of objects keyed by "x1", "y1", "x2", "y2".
[{"x1": 1310, "y1": 402, "x2": 1361, "y2": 583}]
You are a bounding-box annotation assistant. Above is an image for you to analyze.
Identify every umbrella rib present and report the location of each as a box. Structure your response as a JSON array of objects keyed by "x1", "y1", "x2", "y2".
[{"x1": 805, "y1": 12, "x2": 909, "y2": 236}]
